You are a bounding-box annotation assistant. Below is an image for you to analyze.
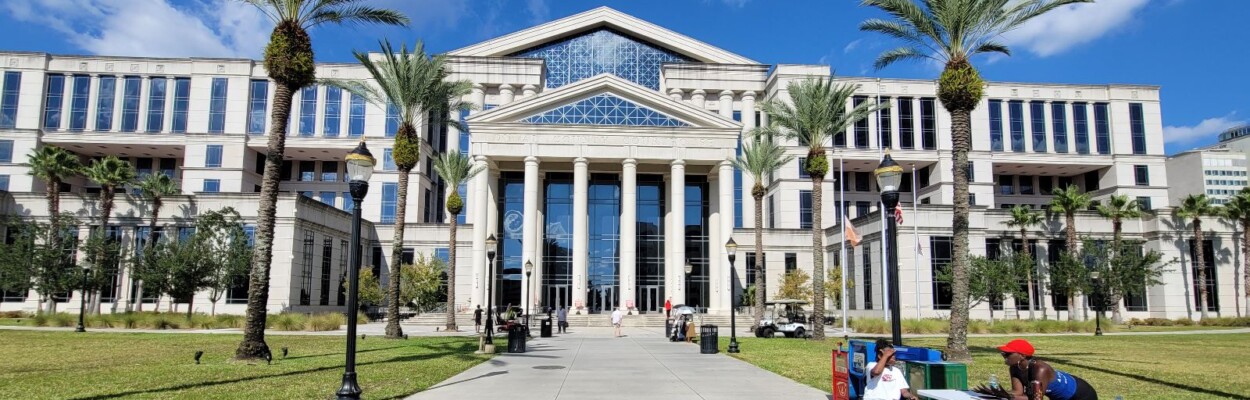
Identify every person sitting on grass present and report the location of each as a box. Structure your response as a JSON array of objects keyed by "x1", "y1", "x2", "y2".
[
  {"x1": 997, "y1": 339, "x2": 1099, "y2": 400},
  {"x1": 864, "y1": 339, "x2": 919, "y2": 400}
]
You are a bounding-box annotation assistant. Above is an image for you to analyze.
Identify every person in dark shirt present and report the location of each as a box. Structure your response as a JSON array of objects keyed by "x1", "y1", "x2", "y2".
[{"x1": 473, "y1": 305, "x2": 483, "y2": 333}]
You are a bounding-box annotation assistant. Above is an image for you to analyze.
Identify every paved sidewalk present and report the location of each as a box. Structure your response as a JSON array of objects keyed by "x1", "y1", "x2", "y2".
[{"x1": 405, "y1": 327, "x2": 828, "y2": 400}]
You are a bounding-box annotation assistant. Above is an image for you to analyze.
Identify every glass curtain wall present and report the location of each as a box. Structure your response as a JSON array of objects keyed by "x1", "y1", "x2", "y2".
[
  {"x1": 636, "y1": 175, "x2": 666, "y2": 313},
  {"x1": 684, "y1": 176, "x2": 710, "y2": 309},
  {"x1": 496, "y1": 172, "x2": 525, "y2": 309},
  {"x1": 543, "y1": 173, "x2": 574, "y2": 310},
  {"x1": 587, "y1": 174, "x2": 621, "y2": 313}
]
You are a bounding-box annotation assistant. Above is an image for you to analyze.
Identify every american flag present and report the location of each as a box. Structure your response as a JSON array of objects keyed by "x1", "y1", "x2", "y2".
[{"x1": 894, "y1": 204, "x2": 904, "y2": 225}]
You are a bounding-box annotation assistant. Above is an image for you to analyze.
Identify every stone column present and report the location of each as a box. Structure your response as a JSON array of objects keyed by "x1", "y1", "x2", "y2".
[
  {"x1": 522, "y1": 156, "x2": 540, "y2": 316},
  {"x1": 719, "y1": 90, "x2": 734, "y2": 118},
  {"x1": 741, "y1": 91, "x2": 756, "y2": 130},
  {"x1": 521, "y1": 84, "x2": 538, "y2": 98},
  {"x1": 690, "y1": 89, "x2": 706, "y2": 110},
  {"x1": 619, "y1": 159, "x2": 638, "y2": 312},
  {"x1": 740, "y1": 91, "x2": 756, "y2": 229},
  {"x1": 572, "y1": 158, "x2": 589, "y2": 311},
  {"x1": 498, "y1": 84, "x2": 515, "y2": 105},
  {"x1": 136, "y1": 76, "x2": 150, "y2": 132},
  {"x1": 718, "y1": 161, "x2": 736, "y2": 314},
  {"x1": 669, "y1": 160, "x2": 686, "y2": 303},
  {"x1": 85, "y1": 74, "x2": 99, "y2": 131},
  {"x1": 471, "y1": 155, "x2": 490, "y2": 308},
  {"x1": 668, "y1": 88, "x2": 684, "y2": 102},
  {"x1": 470, "y1": 84, "x2": 486, "y2": 113}
]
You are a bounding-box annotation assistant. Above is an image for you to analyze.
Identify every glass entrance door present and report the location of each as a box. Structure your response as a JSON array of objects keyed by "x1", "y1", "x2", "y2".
[
  {"x1": 546, "y1": 285, "x2": 570, "y2": 310},
  {"x1": 589, "y1": 285, "x2": 616, "y2": 314},
  {"x1": 639, "y1": 285, "x2": 661, "y2": 314}
]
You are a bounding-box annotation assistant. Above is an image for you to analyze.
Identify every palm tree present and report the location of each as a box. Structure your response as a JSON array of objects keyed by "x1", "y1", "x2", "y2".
[
  {"x1": 1221, "y1": 188, "x2": 1250, "y2": 318},
  {"x1": 1095, "y1": 194, "x2": 1142, "y2": 322},
  {"x1": 1049, "y1": 184, "x2": 1090, "y2": 320},
  {"x1": 1177, "y1": 194, "x2": 1217, "y2": 319},
  {"x1": 83, "y1": 156, "x2": 136, "y2": 313},
  {"x1": 331, "y1": 40, "x2": 453, "y2": 338},
  {"x1": 758, "y1": 78, "x2": 881, "y2": 340},
  {"x1": 236, "y1": 0, "x2": 407, "y2": 359},
  {"x1": 730, "y1": 135, "x2": 793, "y2": 327},
  {"x1": 1003, "y1": 205, "x2": 1042, "y2": 320},
  {"x1": 433, "y1": 152, "x2": 484, "y2": 332},
  {"x1": 860, "y1": 0, "x2": 1088, "y2": 361},
  {"x1": 25, "y1": 145, "x2": 82, "y2": 313},
  {"x1": 132, "y1": 172, "x2": 178, "y2": 312}
]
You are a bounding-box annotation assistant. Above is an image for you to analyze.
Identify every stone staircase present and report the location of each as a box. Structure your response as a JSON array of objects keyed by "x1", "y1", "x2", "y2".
[{"x1": 401, "y1": 311, "x2": 748, "y2": 328}]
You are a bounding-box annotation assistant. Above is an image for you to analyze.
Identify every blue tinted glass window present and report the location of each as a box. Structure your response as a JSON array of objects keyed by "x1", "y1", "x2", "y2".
[
  {"x1": 878, "y1": 97, "x2": 892, "y2": 148},
  {"x1": 381, "y1": 182, "x2": 398, "y2": 223},
  {"x1": 348, "y1": 94, "x2": 364, "y2": 137},
  {"x1": 120, "y1": 77, "x2": 141, "y2": 132},
  {"x1": 510, "y1": 28, "x2": 692, "y2": 90},
  {"x1": 319, "y1": 191, "x2": 335, "y2": 206},
  {"x1": 171, "y1": 78, "x2": 190, "y2": 133},
  {"x1": 458, "y1": 109, "x2": 470, "y2": 155},
  {"x1": 457, "y1": 183, "x2": 468, "y2": 225},
  {"x1": 588, "y1": 174, "x2": 621, "y2": 302},
  {"x1": 1030, "y1": 101, "x2": 1046, "y2": 152},
  {"x1": 68, "y1": 75, "x2": 89, "y2": 131},
  {"x1": 988, "y1": 100, "x2": 1003, "y2": 151},
  {"x1": 341, "y1": 192, "x2": 353, "y2": 211},
  {"x1": 385, "y1": 103, "x2": 398, "y2": 137},
  {"x1": 0, "y1": 175, "x2": 8, "y2": 191},
  {"x1": 854, "y1": 96, "x2": 870, "y2": 148},
  {"x1": 434, "y1": 248, "x2": 450, "y2": 263},
  {"x1": 299, "y1": 86, "x2": 317, "y2": 136},
  {"x1": 93, "y1": 76, "x2": 115, "y2": 131},
  {"x1": 920, "y1": 98, "x2": 936, "y2": 150},
  {"x1": 1094, "y1": 103, "x2": 1111, "y2": 155},
  {"x1": 0, "y1": 71, "x2": 20, "y2": 129},
  {"x1": 1130, "y1": 103, "x2": 1146, "y2": 154},
  {"x1": 203, "y1": 179, "x2": 220, "y2": 192},
  {"x1": 1009, "y1": 100, "x2": 1024, "y2": 152},
  {"x1": 43, "y1": 75, "x2": 65, "y2": 129},
  {"x1": 0, "y1": 140, "x2": 12, "y2": 163},
  {"x1": 247, "y1": 80, "x2": 268, "y2": 134},
  {"x1": 543, "y1": 174, "x2": 573, "y2": 294},
  {"x1": 798, "y1": 157, "x2": 809, "y2": 178},
  {"x1": 205, "y1": 145, "x2": 223, "y2": 168},
  {"x1": 383, "y1": 148, "x2": 395, "y2": 170},
  {"x1": 146, "y1": 78, "x2": 167, "y2": 132},
  {"x1": 799, "y1": 190, "x2": 813, "y2": 229},
  {"x1": 209, "y1": 78, "x2": 227, "y2": 133},
  {"x1": 1051, "y1": 102, "x2": 1068, "y2": 153},
  {"x1": 898, "y1": 98, "x2": 914, "y2": 149},
  {"x1": 523, "y1": 93, "x2": 687, "y2": 126},
  {"x1": 1073, "y1": 102, "x2": 1089, "y2": 154},
  {"x1": 323, "y1": 86, "x2": 341, "y2": 137}
]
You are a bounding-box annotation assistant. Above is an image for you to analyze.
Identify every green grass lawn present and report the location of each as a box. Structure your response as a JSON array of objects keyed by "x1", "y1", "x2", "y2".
[
  {"x1": 724, "y1": 334, "x2": 1250, "y2": 400},
  {"x1": 0, "y1": 330, "x2": 491, "y2": 399}
]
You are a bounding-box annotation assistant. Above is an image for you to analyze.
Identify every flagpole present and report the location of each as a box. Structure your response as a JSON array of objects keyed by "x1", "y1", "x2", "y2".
[
  {"x1": 839, "y1": 153, "x2": 848, "y2": 339},
  {"x1": 911, "y1": 163, "x2": 920, "y2": 319},
  {"x1": 880, "y1": 158, "x2": 889, "y2": 321}
]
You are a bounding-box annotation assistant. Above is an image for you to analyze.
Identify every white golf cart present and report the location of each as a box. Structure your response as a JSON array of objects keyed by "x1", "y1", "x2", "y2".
[{"x1": 755, "y1": 299, "x2": 811, "y2": 338}]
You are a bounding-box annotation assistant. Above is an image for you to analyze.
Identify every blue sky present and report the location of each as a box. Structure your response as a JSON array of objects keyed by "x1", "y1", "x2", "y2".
[{"x1": 1, "y1": 0, "x2": 1246, "y2": 154}]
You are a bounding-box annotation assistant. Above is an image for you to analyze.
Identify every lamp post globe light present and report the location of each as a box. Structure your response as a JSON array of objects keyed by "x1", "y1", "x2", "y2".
[
  {"x1": 684, "y1": 261, "x2": 693, "y2": 306},
  {"x1": 484, "y1": 235, "x2": 498, "y2": 346},
  {"x1": 337, "y1": 140, "x2": 375, "y2": 400},
  {"x1": 1091, "y1": 271, "x2": 1103, "y2": 336},
  {"x1": 76, "y1": 266, "x2": 90, "y2": 333},
  {"x1": 725, "y1": 238, "x2": 740, "y2": 353},
  {"x1": 874, "y1": 152, "x2": 904, "y2": 346}
]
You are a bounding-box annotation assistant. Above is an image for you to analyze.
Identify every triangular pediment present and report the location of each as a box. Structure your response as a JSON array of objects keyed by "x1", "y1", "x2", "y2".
[
  {"x1": 448, "y1": 7, "x2": 757, "y2": 65},
  {"x1": 467, "y1": 74, "x2": 742, "y2": 130}
]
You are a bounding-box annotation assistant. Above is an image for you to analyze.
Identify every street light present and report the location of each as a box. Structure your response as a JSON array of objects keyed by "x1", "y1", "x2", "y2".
[
  {"x1": 76, "y1": 266, "x2": 89, "y2": 333},
  {"x1": 484, "y1": 235, "x2": 498, "y2": 346},
  {"x1": 337, "y1": 140, "x2": 375, "y2": 400},
  {"x1": 684, "y1": 261, "x2": 693, "y2": 306},
  {"x1": 874, "y1": 152, "x2": 904, "y2": 346},
  {"x1": 1091, "y1": 271, "x2": 1103, "y2": 336},
  {"x1": 725, "y1": 238, "x2": 740, "y2": 353},
  {"x1": 524, "y1": 260, "x2": 534, "y2": 334}
]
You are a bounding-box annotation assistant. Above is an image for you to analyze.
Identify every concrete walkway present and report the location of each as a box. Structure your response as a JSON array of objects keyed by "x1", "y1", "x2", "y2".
[{"x1": 405, "y1": 327, "x2": 829, "y2": 400}]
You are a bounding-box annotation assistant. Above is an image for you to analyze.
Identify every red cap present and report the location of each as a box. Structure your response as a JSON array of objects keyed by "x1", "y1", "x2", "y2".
[{"x1": 997, "y1": 339, "x2": 1035, "y2": 356}]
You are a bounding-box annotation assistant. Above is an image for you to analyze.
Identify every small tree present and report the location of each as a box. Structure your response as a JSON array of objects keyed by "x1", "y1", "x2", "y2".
[
  {"x1": 824, "y1": 265, "x2": 854, "y2": 309},
  {"x1": 942, "y1": 252, "x2": 1026, "y2": 322},
  {"x1": 741, "y1": 285, "x2": 757, "y2": 308},
  {"x1": 197, "y1": 208, "x2": 252, "y2": 316},
  {"x1": 139, "y1": 235, "x2": 210, "y2": 318},
  {"x1": 0, "y1": 217, "x2": 37, "y2": 299},
  {"x1": 777, "y1": 269, "x2": 813, "y2": 302},
  {"x1": 1085, "y1": 240, "x2": 1172, "y2": 323},
  {"x1": 400, "y1": 253, "x2": 446, "y2": 314},
  {"x1": 347, "y1": 268, "x2": 385, "y2": 308},
  {"x1": 1049, "y1": 250, "x2": 1089, "y2": 320}
]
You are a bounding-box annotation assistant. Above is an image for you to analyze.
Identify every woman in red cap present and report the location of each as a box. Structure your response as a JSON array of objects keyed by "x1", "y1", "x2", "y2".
[{"x1": 997, "y1": 339, "x2": 1098, "y2": 400}]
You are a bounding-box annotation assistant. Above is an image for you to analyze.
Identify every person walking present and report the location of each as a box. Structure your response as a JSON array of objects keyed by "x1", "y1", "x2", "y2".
[
  {"x1": 473, "y1": 305, "x2": 483, "y2": 333},
  {"x1": 611, "y1": 307, "x2": 624, "y2": 337},
  {"x1": 664, "y1": 297, "x2": 672, "y2": 319},
  {"x1": 557, "y1": 305, "x2": 568, "y2": 333}
]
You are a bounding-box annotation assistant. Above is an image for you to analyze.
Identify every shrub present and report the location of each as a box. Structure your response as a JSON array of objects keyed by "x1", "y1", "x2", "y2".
[
  {"x1": 1198, "y1": 317, "x2": 1250, "y2": 327},
  {"x1": 51, "y1": 313, "x2": 76, "y2": 327},
  {"x1": 216, "y1": 314, "x2": 245, "y2": 329},
  {"x1": 307, "y1": 313, "x2": 346, "y2": 331},
  {"x1": 0, "y1": 311, "x2": 30, "y2": 318},
  {"x1": 269, "y1": 313, "x2": 306, "y2": 331},
  {"x1": 1173, "y1": 318, "x2": 1195, "y2": 326}
]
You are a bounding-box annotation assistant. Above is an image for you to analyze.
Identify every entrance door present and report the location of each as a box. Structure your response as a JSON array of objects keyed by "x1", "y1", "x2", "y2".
[
  {"x1": 590, "y1": 286, "x2": 616, "y2": 314},
  {"x1": 547, "y1": 285, "x2": 569, "y2": 310},
  {"x1": 639, "y1": 286, "x2": 661, "y2": 314}
]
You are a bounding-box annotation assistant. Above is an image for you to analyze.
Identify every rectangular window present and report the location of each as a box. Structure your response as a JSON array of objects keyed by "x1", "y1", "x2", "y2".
[
  {"x1": 0, "y1": 175, "x2": 9, "y2": 191},
  {"x1": 458, "y1": 109, "x2": 471, "y2": 155},
  {"x1": 1039, "y1": 176, "x2": 1053, "y2": 195},
  {"x1": 784, "y1": 253, "x2": 797, "y2": 272},
  {"x1": 920, "y1": 97, "x2": 936, "y2": 150},
  {"x1": 855, "y1": 171, "x2": 870, "y2": 192},
  {"x1": 385, "y1": 103, "x2": 399, "y2": 137},
  {"x1": 853, "y1": 96, "x2": 869, "y2": 148},
  {"x1": 208, "y1": 78, "x2": 227, "y2": 133},
  {"x1": 0, "y1": 140, "x2": 12, "y2": 163},
  {"x1": 321, "y1": 161, "x2": 338, "y2": 182},
  {"x1": 1073, "y1": 102, "x2": 1090, "y2": 154},
  {"x1": 43, "y1": 75, "x2": 65, "y2": 129},
  {"x1": 798, "y1": 157, "x2": 809, "y2": 179},
  {"x1": 205, "y1": 145, "x2": 223, "y2": 168},
  {"x1": 348, "y1": 94, "x2": 365, "y2": 137},
  {"x1": 799, "y1": 190, "x2": 813, "y2": 229},
  {"x1": 1030, "y1": 101, "x2": 1046, "y2": 152},
  {"x1": 0, "y1": 71, "x2": 20, "y2": 129},
  {"x1": 1019, "y1": 175, "x2": 1034, "y2": 195},
  {"x1": 383, "y1": 148, "x2": 396, "y2": 171},
  {"x1": 319, "y1": 237, "x2": 333, "y2": 305},
  {"x1": 457, "y1": 183, "x2": 468, "y2": 224},
  {"x1": 318, "y1": 191, "x2": 335, "y2": 206},
  {"x1": 899, "y1": 97, "x2": 914, "y2": 149},
  {"x1": 1189, "y1": 239, "x2": 1219, "y2": 312},
  {"x1": 1009, "y1": 100, "x2": 1025, "y2": 152},
  {"x1": 999, "y1": 175, "x2": 1014, "y2": 195},
  {"x1": 381, "y1": 182, "x2": 398, "y2": 223},
  {"x1": 988, "y1": 99, "x2": 1003, "y2": 151},
  {"x1": 299, "y1": 160, "x2": 315, "y2": 182},
  {"x1": 146, "y1": 78, "x2": 167, "y2": 132},
  {"x1": 136, "y1": 158, "x2": 153, "y2": 177},
  {"x1": 1134, "y1": 165, "x2": 1149, "y2": 186},
  {"x1": 342, "y1": 191, "x2": 354, "y2": 211},
  {"x1": 1051, "y1": 102, "x2": 1068, "y2": 153},
  {"x1": 855, "y1": 201, "x2": 870, "y2": 218},
  {"x1": 247, "y1": 80, "x2": 269, "y2": 134},
  {"x1": 323, "y1": 86, "x2": 341, "y2": 137},
  {"x1": 170, "y1": 77, "x2": 190, "y2": 133},
  {"x1": 918, "y1": 166, "x2": 930, "y2": 188},
  {"x1": 1130, "y1": 103, "x2": 1147, "y2": 155},
  {"x1": 160, "y1": 158, "x2": 176, "y2": 178},
  {"x1": 298, "y1": 86, "x2": 317, "y2": 136},
  {"x1": 1084, "y1": 171, "x2": 1100, "y2": 192},
  {"x1": 68, "y1": 75, "x2": 90, "y2": 131},
  {"x1": 931, "y1": 236, "x2": 953, "y2": 310},
  {"x1": 1137, "y1": 196, "x2": 1152, "y2": 211},
  {"x1": 202, "y1": 179, "x2": 220, "y2": 192},
  {"x1": 767, "y1": 194, "x2": 776, "y2": 229},
  {"x1": 878, "y1": 97, "x2": 892, "y2": 148},
  {"x1": 1094, "y1": 103, "x2": 1111, "y2": 154},
  {"x1": 120, "y1": 77, "x2": 141, "y2": 132}
]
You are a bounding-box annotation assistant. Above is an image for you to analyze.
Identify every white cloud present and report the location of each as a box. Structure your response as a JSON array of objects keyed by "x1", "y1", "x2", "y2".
[
  {"x1": 526, "y1": 0, "x2": 551, "y2": 24},
  {"x1": 843, "y1": 39, "x2": 863, "y2": 54},
  {"x1": 1000, "y1": 0, "x2": 1148, "y2": 57},
  {"x1": 1163, "y1": 114, "x2": 1246, "y2": 145},
  {"x1": 702, "y1": 0, "x2": 751, "y2": 8}
]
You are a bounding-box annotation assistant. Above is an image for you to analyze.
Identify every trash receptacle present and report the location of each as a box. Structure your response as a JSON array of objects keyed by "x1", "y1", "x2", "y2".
[
  {"x1": 666, "y1": 320, "x2": 673, "y2": 339},
  {"x1": 540, "y1": 318, "x2": 553, "y2": 337},
  {"x1": 906, "y1": 361, "x2": 968, "y2": 390},
  {"x1": 507, "y1": 325, "x2": 526, "y2": 353},
  {"x1": 700, "y1": 325, "x2": 719, "y2": 354}
]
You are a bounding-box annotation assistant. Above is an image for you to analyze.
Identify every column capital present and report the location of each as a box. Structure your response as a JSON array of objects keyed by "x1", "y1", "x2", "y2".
[
  {"x1": 740, "y1": 91, "x2": 756, "y2": 101},
  {"x1": 719, "y1": 160, "x2": 734, "y2": 169},
  {"x1": 524, "y1": 155, "x2": 540, "y2": 165},
  {"x1": 719, "y1": 90, "x2": 735, "y2": 99},
  {"x1": 668, "y1": 88, "x2": 684, "y2": 96},
  {"x1": 622, "y1": 158, "x2": 637, "y2": 167},
  {"x1": 522, "y1": 84, "x2": 538, "y2": 92},
  {"x1": 574, "y1": 157, "x2": 589, "y2": 165},
  {"x1": 474, "y1": 154, "x2": 489, "y2": 163},
  {"x1": 471, "y1": 83, "x2": 486, "y2": 92},
  {"x1": 691, "y1": 89, "x2": 706, "y2": 96},
  {"x1": 671, "y1": 159, "x2": 686, "y2": 167},
  {"x1": 498, "y1": 83, "x2": 515, "y2": 93}
]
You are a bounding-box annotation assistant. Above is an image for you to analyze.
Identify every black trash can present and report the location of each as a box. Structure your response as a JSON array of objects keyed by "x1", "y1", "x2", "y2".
[
  {"x1": 700, "y1": 325, "x2": 719, "y2": 354},
  {"x1": 540, "y1": 318, "x2": 553, "y2": 337},
  {"x1": 665, "y1": 320, "x2": 673, "y2": 340},
  {"x1": 507, "y1": 325, "x2": 526, "y2": 353}
]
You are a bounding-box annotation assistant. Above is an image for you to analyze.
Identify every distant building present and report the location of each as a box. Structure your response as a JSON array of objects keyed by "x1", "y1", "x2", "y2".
[{"x1": 1166, "y1": 147, "x2": 1248, "y2": 205}]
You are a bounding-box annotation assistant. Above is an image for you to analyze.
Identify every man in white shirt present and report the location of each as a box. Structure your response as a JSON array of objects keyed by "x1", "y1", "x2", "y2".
[
  {"x1": 864, "y1": 339, "x2": 919, "y2": 400},
  {"x1": 611, "y1": 308, "x2": 624, "y2": 337}
]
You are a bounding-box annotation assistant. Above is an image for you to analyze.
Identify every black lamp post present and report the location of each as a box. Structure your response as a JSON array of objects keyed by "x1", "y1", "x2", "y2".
[
  {"x1": 1091, "y1": 271, "x2": 1103, "y2": 336},
  {"x1": 76, "y1": 266, "x2": 89, "y2": 333},
  {"x1": 684, "y1": 261, "x2": 693, "y2": 306},
  {"x1": 874, "y1": 152, "x2": 904, "y2": 346},
  {"x1": 726, "y1": 238, "x2": 740, "y2": 353},
  {"x1": 524, "y1": 260, "x2": 534, "y2": 335},
  {"x1": 337, "y1": 140, "x2": 375, "y2": 400},
  {"x1": 484, "y1": 235, "x2": 498, "y2": 346}
]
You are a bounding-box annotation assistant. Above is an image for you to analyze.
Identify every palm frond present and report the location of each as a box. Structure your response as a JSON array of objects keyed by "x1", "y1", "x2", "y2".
[
  {"x1": 432, "y1": 152, "x2": 484, "y2": 190},
  {"x1": 306, "y1": 5, "x2": 409, "y2": 29}
]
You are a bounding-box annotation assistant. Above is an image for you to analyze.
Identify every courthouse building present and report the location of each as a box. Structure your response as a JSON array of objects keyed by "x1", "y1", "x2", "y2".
[{"x1": 0, "y1": 7, "x2": 1239, "y2": 320}]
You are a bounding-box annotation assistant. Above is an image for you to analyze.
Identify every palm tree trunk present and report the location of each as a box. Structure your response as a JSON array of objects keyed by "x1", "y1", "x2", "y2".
[
  {"x1": 1022, "y1": 228, "x2": 1035, "y2": 320},
  {"x1": 946, "y1": 108, "x2": 973, "y2": 362},
  {"x1": 45, "y1": 179, "x2": 62, "y2": 315},
  {"x1": 134, "y1": 199, "x2": 161, "y2": 313},
  {"x1": 1243, "y1": 220, "x2": 1250, "y2": 318},
  {"x1": 385, "y1": 167, "x2": 412, "y2": 338},
  {"x1": 96, "y1": 188, "x2": 115, "y2": 315},
  {"x1": 1065, "y1": 211, "x2": 1078, "y2": 321},
  {"x1": 1194, "y1": 220, "x2": 1208, "y2": 319},
  {"x1": 236, "y1": 81, "x2": 294, "y2": 360},
  {"x1": 445, "y1": 212, "x2": 459, "y2": 331},
  {"x1": 753, "y1": 189, "x2": 766, "y2": 329},
  {"x1": 810, "y1": 174, "x2": 825, "y2": 340},
  {"x1": 1111, "y1": 219, "x2": 1123, "y2": 323}
]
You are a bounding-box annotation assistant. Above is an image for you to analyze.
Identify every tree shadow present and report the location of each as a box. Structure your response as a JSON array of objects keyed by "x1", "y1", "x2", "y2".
[
  {"x1": 280, "y1": 344, "x2": 411, "y2": 361},
  {"x1": 1045, "y1": 355, "x2": 1250, "y2": 400},
  {"x1": 422, "y1": 370, "x2": 508, "y2": 391}
]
